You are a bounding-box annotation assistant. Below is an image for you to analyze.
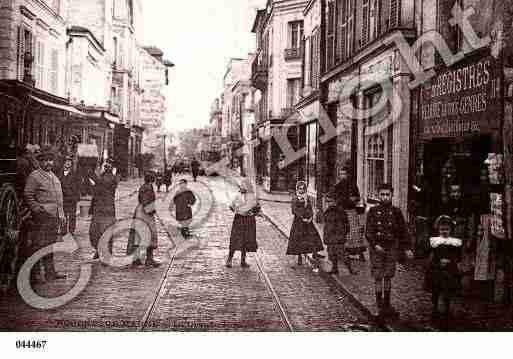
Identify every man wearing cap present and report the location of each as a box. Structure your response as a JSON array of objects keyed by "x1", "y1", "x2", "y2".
[
  {"x1": 24, "y1": 146, "x2": 66, "y2": 281},
  {"x1": 89, "y1": 158, "x2": 119, "y2": 259},
  {"x1": 58, "y1": 156, "x2": 81, "y2": 235},
  {"x1": 16, "y1": 144, "x2": 40, "y2": 199}
]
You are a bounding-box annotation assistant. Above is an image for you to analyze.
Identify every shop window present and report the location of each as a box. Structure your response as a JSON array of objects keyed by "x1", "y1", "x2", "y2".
[{"x1": 367, "y1": 134, "x2": 385, "y2": 199}]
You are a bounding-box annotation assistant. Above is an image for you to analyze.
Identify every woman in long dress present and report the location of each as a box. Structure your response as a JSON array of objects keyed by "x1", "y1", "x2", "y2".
[
  {"x1": 334, "y1": 165, "x2": 366, "y2": 260},
  {"x1": 286, "y1": 181, "x2": 324, "y2": 266},
  {"x1": 127, "y1": 172, "x2": 160, "y2": 267},
  {"x1": 226, "y1": 178, "x2": 259, "y2": 268}
]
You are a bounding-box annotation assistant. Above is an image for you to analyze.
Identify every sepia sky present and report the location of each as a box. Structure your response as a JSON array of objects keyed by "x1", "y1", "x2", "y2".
[{"x1": 142, "y1": 0, "x2": 267, "y2": 134}]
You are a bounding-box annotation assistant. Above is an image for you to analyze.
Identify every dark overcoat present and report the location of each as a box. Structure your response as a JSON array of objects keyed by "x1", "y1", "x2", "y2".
[
  {"x1": 323, "y1": 205, "x2": 349, "y2": 246},
  {"x1": 334, "y1": 178, "x2": 360, "y2": 209},
  {"x1": 89, "y1": 172, "x2": 118, "y2": 249},
  {"x1": 365, "y1": 203, "x2": 410, "y2": 253},
  {"x1": 286, "y1": 197, "x2": 324, "y2": 255},
  {"x1": 127, "y1": 182, "x2": 158, "y2": 252},
  {"x1": 173, "y1": 190, "x2": 196, "y2": 221}
]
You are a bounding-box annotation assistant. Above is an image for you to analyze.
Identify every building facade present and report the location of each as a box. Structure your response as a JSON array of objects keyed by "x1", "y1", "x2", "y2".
[
  {"x1": 251, "y1": 0, "x2": 308, "y2": 193},
  {"x1": 139, "y1": 46, "x2": 173, "y2": 169},
  {"x1": 0, "y1": 0, "x2": 89, "y2": 155}
]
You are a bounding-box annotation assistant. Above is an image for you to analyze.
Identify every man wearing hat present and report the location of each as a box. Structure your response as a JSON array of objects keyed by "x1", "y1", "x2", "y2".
[
  {"x1": 58, "y1": 155, "x2": 81, "y2": 235},
  {"x1": 89, "y1": 158, "x2": 119, "y2": 259},
  {"x1": 24, "y1": 146, "x2": 66, "y2": 281}
]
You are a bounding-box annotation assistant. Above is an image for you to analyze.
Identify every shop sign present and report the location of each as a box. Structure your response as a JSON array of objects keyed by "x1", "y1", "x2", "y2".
[
  {"x1": 360, "y1": 51, "x2": 394, "y2": 79},
  {"x1": 420, "y1": 51, "x2": 502, "y2": 139},
  {"x1": 327, "y1": 69, "x2": 359, "y2": 103}
]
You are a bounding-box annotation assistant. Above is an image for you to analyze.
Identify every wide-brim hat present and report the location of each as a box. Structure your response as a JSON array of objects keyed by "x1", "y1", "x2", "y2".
[{"x1": 36, "y1": 146, "x2": 55, "y2": 160}]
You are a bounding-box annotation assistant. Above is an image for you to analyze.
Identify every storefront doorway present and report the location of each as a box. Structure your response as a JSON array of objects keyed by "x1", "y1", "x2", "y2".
[{"x1": 420, "y1": 134, "x2": 492, "y2": 224}]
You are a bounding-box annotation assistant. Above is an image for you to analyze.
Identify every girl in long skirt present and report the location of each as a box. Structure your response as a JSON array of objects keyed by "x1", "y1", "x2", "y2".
[
  {"x1": 286, "y1": 181, "x2": 324, "y2": 266},
  {"x1": 127, "y1": 172, "x2": 160, "y2": 267},
  {"x1": 226, "y1": 178, "x2": 259, "y2": 268}
]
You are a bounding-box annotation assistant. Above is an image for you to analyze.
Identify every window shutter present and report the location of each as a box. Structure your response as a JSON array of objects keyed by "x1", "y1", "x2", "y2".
[
  {"x1": 17, "y1": 26, "x2": 24, "y2": 81},
  {"x1": 389, "y1": 0, "x2": 400, "y2": 29},
  {"x1": 50, "y1": 49, "x2": 59, "y2": 95},
  {"x1": 326, "y1": 1, "x2": 335, "y2": 69},
  {"x1": 362, "y1": 0, "x2": 370, "y2": 46}
]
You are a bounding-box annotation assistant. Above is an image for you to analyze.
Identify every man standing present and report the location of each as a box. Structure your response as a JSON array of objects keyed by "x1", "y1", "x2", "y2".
[
  {"x1": 58, "y1": 156, "x2": 81, "y2": 235},
  {"x1": 16, "y1": 144, "x2": 40, "y2": 199},
  {"x1": 190, "y1": 157, "x2": 200, "y2": 182},
  {"x1": 24, "y1": 147, "x2": 66, "y2": 281},
  {"x1": 333, "y1": 165, "x2": 360, "y2": 209},
  {"x1": 89, "y1": 158, "x2": 119, "y2": 260},
  {"x1": 366, "y1": 183, "x2": 413, "y2": 318}
]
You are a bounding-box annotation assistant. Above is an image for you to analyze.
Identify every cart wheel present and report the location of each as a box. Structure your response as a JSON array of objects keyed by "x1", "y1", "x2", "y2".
[{"x1": 0, "y1": 184, "x2": 20, "y2": 294}]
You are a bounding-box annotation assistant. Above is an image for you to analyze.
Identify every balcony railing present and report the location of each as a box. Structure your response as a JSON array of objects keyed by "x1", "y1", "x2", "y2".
[{"x1": 284, "y1": 47, "x2": 301, "y2": 61}]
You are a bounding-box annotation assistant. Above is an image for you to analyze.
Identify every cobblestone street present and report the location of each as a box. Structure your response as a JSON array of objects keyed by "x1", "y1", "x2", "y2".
[{"x1": 0, "y1": 177, "x2": 376, "y2": 331}]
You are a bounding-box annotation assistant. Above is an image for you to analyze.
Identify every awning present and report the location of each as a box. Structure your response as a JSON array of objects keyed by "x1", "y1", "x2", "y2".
[{"x1": 30, "y1": 95, "x2": 86, "y2": 117}]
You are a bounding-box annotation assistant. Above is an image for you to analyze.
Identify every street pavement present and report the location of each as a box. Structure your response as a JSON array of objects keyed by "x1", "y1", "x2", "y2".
[
  {"x1": 0, "y1": 176, "x2": 377, "y2": 332},
  {"x1": 258, "y1": 192, "x2": 513, "y2": 331}
]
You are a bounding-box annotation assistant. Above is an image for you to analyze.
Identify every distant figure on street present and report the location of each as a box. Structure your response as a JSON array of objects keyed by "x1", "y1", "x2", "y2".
[
  {"x1": 127, "y1": 172, "x2": 160, "y2": 267},
  {"x1": 226, "y1": 178, "x2": 259, "y2": 268},
  {"x1": 58, "y1": 155, "x2": 81, "y2": 235},
  {"x1": 425, "y1": 215, "x2": 462, "y2": 326},
  {"x1": 286, "y1": 181, "x2": 324, "y2": 267},
  {"x1": 164, "y1": 166, "x2": 173, "y2": 192},
  {"x1": 155, "y1": 171, "x2": 164, "y2": 192},
  {"x1": 24, "y1": 147, "x2": 66, "y2": 281},
  {"x1": 365, "y1": 183, "x2": 414, "y2": 319},
  {"x1": 88, "y1": 158, "x2": 119, "y2": 260},
  {"x1": 191, "y1": 157, "x2": 200, "y2": 182},
  {"x1": 170, "y1": 179, "x2": 196, "y2": 237},
  {"x1": 323, "y1": 193, "x2": 355, "y2": 275}
]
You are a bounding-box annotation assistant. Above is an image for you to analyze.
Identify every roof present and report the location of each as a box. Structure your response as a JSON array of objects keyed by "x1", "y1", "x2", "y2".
[
  {"x1": 67, "y1": 26, "x2": 105, "y2": 52},
  {"x1": 251, "y1": 9, "x2": 266, "y2": 33}
]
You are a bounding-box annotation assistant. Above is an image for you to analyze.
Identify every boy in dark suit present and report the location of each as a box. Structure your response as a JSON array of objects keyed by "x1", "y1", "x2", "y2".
[{"x1": 366, "y1": 183, "x2": 414, "y2": 318}]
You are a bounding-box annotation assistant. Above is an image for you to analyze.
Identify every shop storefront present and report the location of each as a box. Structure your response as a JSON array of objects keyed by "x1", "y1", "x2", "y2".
[{"x1": 415, "y1": 48, "x2": 506, "y2": 297}]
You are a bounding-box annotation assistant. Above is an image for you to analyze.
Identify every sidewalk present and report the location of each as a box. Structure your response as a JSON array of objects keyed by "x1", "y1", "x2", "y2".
[{"x1": 258, "y1": 193, "x2": 513, "y2": 331}]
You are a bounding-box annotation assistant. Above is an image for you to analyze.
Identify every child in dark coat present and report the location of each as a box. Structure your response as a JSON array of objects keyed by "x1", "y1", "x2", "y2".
[
  {"x1": 286, "y1": 181, "x2": 324, "y2": 266},
  {"x1": 323, "y1": 194, "x2": 355, "y2": 275},
  {"x1": 426, "y1": 215, "x2": 462, "y2": 324},
  {"x1": 170, "y1": 179, "x2": 196, "y2": 237}
]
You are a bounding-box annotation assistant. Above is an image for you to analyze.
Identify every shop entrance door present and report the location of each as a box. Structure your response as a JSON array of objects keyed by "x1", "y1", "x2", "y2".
[{"x1": 421, "y1": 135, "x2": 492, "y2": 229}]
